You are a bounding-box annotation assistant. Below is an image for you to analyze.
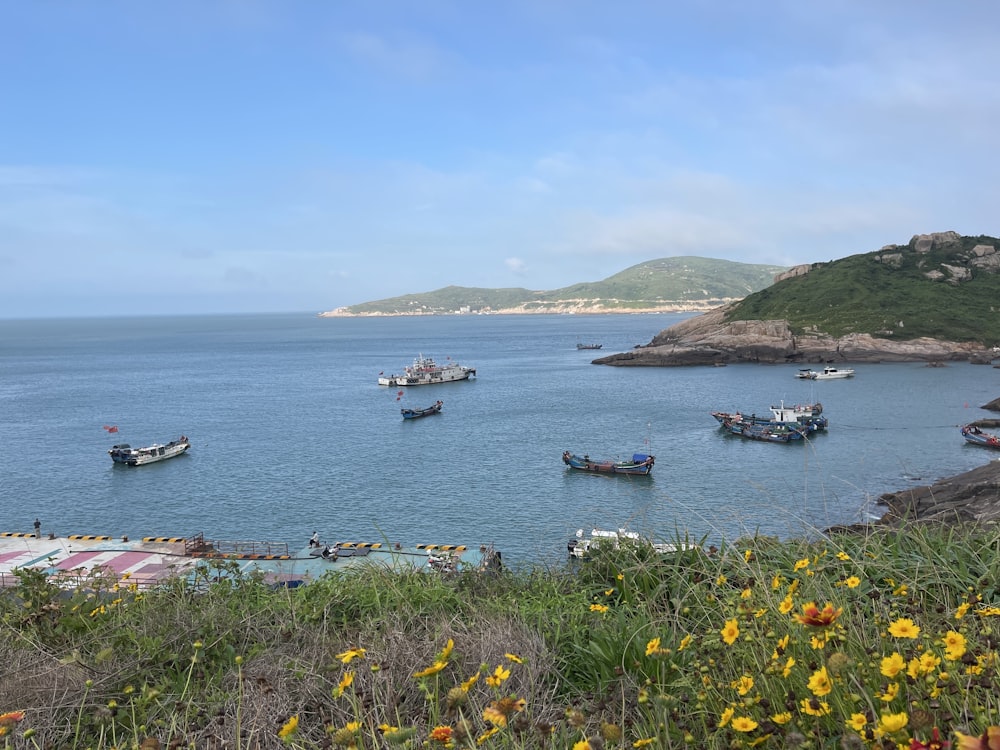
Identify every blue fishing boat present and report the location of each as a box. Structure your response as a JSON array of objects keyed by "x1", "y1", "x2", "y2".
[
  {"x1": 720, "y1": 417, "x2": 809, "y2": 443},
  {"x1": 961, "y1": 424, "x2": 1000, "y2": 450},
  {"x1": 562, "y1": 451, "x2": 655, "y2": 475},
  {"x1": 711, "y1": 401, "x2": 827, "y2": 433},
  {"x1": 401, "y1": 401, "x2": 443, "y2": 420}
]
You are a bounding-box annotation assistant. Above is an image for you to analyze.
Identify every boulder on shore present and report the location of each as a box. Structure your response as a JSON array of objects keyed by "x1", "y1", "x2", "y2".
[{"x1": 871, "y1": 460, "x2": 1000, "y2": 527}]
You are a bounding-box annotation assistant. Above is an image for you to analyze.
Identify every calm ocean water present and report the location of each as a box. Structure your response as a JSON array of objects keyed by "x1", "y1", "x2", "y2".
[{"x1": 1, "y1": 312, "x2": 997, "y2": 566}]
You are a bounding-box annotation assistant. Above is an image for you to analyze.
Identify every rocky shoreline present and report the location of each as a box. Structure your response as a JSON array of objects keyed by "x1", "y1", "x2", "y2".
[{"x1": 593, "y1": 304, "x2": 998, "y2": 367}]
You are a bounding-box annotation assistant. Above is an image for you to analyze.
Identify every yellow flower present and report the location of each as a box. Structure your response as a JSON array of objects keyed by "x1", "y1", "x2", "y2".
[
  {"x1": 438, "y1": 639, "x2": 455, "y2": 661},
  {"x1": 876, "y1": 711, "x2": 907, "y2": 735},
  {"x1": 721, "y1": 618, "x2": 739, "y2": 645},
  {"x1": 413, "y1": 660, "x2": 448, "y2": 678},
  {"x1": 846, "y1": 713, "x2": 867, "y2": 731},
  {"x1": 836, "y1": 551, "x2": 851, "y2": 561},
  {"x1": 716, "y1": 573, "x2": 728, "y2": 585},
  {"x1": 881, "y1": 652, "x2": 905, "y2": 678},
  {"x1": 332, "y1": 671, "x2": 354, "y2": 697},
  {"x1": 590, "y1": 603, "x2": 609, "y2": 613},
  {"x1": 879, "y1": 682, "x2": 899, "y2": 702},
  {"x1": 844, "y1": 576, "x2": 861, "y2": 588},
  {"x1": 504, "y1": 652, "x2": 522, "y2": 664},
  {"x1": 888, "y1": 617, "x2": 920, "y2": 639},
  {"x1": 782, "y1": 656, "x2": 795, "y2": 677},
  {"x1": 732, "y1": 674, "x2": 754, "y2": 695},
  {"x1": 278, "y1": 715, "x2": 299, "y2": 739},
  {"x1": 678, "y1": 634, "x2": 693, "y2": 651},
  {"x1": 771, "y1": 712, "x2": 791, "y2": 725},
  {"x1": 645, "y1": 637, "x2": 662, "y2": 656},
  {"x1": 335, "y1": 647, "x2": 366, "y2": 664},
  {"x1": 485, "y1": 664, "x2": 511, "y2": 687},
  {"x1": 799, "y1": 698, "x2": 830, "y2": 717},
  {"x1": 807, "y1": 666, "x2": 832, "y2": 697},
  {"x1": 771, "y1": 574, "x2": 783, "y2": 590},
  {"x1": 460, "y1": 672, "x2": 479, "y2": 692},
  {"x1": 794, "y1": 557, "x2": 810, "y2": 571},
  {"x1": 943, "y1": 630, "x2": 967, "y2": 660},
  {"x1": 718, "y1": 706, "x2": 734, "y2": 728},
  {"x1": 731, "y1": 716, "x2": 758, "y2": 732},
  {"x1": 779, "y1": 595, "x2": 794, "y2": 614},
  {"x1": 477, "y1": 726, "x2": 500, "y2": 744},
  {"x1": 741, "y1": 587, "x2": 752, "y2": 599},
  {"x1": 572, "y1": 741, "x2": 592, "y2": 750},
  {"x1": 633, "y1": 739, "x2": 656, "y2": 747},
  {"x1": 482, "y1": 697, "x2": 526, "y2": 728},
  {"x1": 955, "y1": 602, "x2": 971, "y2": 620}
]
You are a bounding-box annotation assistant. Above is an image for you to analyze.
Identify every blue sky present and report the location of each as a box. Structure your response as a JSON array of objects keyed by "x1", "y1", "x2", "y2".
[{"x1": 2, "y1": 1, "x2": 999, "y2": 318}]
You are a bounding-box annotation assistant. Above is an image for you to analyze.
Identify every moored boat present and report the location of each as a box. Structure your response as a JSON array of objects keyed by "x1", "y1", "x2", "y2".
[
  {"x1": 378, "y1": 355, "x2": 476, "y2": 387},
  {"x1": 576, "y1": 343, "x2": 603, "y2": 350},
  {"x1": 109, "y1": 436, "x2": 191, "y2": 466},
  {"x1": 711, "y1": 401, "x2": 827, "y2": 432},
  {"x1": 401, "y1": 401, "x2": 444, "y2": 419},
  {"x1": 960, "y1": 424, "x2": 1000, "y2": 450},
  {"x1": 561, "y1": 451, "x2": 654, "y2": 475},
  {"x1": 720, "y1": 417, "x2": 808, "y2": 443},
  {"x1": 567, "y1": 528, "x2": 685, "y2": 558},
  {"x1": 797, "y1": 366, "x2": 855, "y2": 380}
]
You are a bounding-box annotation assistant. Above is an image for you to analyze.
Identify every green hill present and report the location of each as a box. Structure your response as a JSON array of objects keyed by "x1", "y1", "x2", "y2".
[
  {"x1": 725, "y1": 231, "x2": 1000, "y2": 344},
  {"x1": 322, "y1": 257, "x2": 788, "y2": 316}
]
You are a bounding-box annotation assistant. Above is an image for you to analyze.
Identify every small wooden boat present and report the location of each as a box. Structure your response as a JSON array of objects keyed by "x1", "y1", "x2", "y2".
[
  {"x1": 720, "y1": 417, "x2": 808, "y2": 443},
  {"x1": 961, "y1": 424, "x2": 1000, "y2": 449},
  {"x1": 401, "y1": 401, "x2": 443, "y2": 419},
  {"x1": 109, "y1": 436, "x2": 191, "y2": 465},
  {"x1": 576, "y1": 343, "x2": 603, "y2": 350},
  {"x1": 562, "y1": 451, "x2": 654, "y2": 475}
]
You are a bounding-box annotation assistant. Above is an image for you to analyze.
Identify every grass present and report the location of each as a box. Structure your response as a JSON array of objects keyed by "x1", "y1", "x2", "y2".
[{"x1": 3, "y1": 525, "x2": 1000, "y2": 748}]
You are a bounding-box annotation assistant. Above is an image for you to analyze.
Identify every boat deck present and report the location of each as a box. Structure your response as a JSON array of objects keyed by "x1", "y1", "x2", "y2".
[{"x1": 0, "y1": 532, "x2": 499, "y2": 589}]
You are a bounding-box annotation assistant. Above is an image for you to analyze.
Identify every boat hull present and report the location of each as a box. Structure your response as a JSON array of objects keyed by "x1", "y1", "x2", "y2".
[
  {"x1": 378, "y1": 355, "x2": 475, "y2": 386},
  {"x1": 562, "y1": 451, "x2": 654, "y2": 475},
  {"x1": 721, "y1": 418, "x2": 807, "y2": 442},
  {"x1": 401, "y1": 401, "x2": 444, "y2": 419},
  {"x1": 109, "y1": 437, "x2": 191, "y2": 466},
  {"x1": 961, "y1": 425, "x2": 1000, "y2": 449}
]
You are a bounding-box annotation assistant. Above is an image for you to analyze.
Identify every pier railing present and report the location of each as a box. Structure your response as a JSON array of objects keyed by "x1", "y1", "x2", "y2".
[{"x1": 184, "y1": 533, "x2": 289, "y2": 557}]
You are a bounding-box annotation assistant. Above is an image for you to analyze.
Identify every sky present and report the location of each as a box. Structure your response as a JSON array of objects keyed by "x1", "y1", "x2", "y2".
[{"x1": 2, "y1": 1, "x2": 999, "y2": 319}]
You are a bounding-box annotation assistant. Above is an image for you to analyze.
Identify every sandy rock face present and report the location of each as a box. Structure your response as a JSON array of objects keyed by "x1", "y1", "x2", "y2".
[{"x1": 593, "y1": 305, "x2": 988, "y2": 367}]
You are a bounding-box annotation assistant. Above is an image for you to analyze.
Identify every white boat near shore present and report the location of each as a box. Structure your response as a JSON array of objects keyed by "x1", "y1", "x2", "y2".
[
  {"x1": 795, "y1": 366, "x2": 855, "y2": 380},
  {"x1": 378, "y1": 355, "x2": 476, "y2": 387},
  {"x1": 109, "y1": 436, "x2": 190, "y2": 466}
]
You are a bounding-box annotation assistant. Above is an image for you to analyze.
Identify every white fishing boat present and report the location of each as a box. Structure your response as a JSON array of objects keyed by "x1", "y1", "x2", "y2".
[
  {"x1": 109, "y1": 436, "x2": 191, "y2": 466},
  {"x1": 795, "y1": 366, "x2": 855, "y2": 380},
  {"x1": 378, "y1": 355, "x2": 476, "y2": 387},
  {"x1": 567, "y1": 528, "x2": 683, "y2": 558}
]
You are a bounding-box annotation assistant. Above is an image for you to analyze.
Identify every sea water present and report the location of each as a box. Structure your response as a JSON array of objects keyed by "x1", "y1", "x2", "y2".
[{"x1": 1, "y1": 312, "x2": 996, "y2": 566}]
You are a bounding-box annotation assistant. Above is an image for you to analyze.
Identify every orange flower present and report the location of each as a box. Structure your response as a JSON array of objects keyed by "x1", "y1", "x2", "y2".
[
  {"x1": 955, "y1": 726, "x2": 1000, "y2": 750},
  {"x1": 482, "y1": 697, "x2": 527, "y2": 727},
  {"x1": 794, "y1": 602, "x2": 843, "y2": 627},
  {"x1": 910, "y1": 727, "x2": 949, "y2": 750},
  {"x1": 0, "y1": 712, "x2": 25, "y2": 738},
  {"x1": 429, "y1": 725, "x2": 454, "y2": 746}
]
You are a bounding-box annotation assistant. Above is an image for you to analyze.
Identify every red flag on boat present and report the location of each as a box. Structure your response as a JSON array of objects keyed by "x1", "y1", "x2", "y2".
[
  {"x1": 396, "y1": 390, "x2": 404, "y2": 401},
  {"x1": 103, "y1": 425, "x2": 119, "y2": 433}
]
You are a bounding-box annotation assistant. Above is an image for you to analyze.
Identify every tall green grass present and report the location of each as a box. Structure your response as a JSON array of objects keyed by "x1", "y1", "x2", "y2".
[{"x1": 3, "y1": 525, "x2": 1000, "y2": 748}]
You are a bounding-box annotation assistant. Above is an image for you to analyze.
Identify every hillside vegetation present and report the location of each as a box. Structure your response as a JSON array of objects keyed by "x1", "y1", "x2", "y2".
[
  {"x1": 322, "y1": 257, "x2": 787, "y2": 316},
  {"x1": 5, "y1": 527, "x2": 1000, "y2": 748},
  {"x1": 726, "y1": 232, "x2": 1000, "y2": 343}
]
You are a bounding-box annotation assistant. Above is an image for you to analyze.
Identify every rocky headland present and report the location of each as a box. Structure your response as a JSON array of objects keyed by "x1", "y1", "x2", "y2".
[{"x1": 593, "y1": 303, "x2": 996, "y2": 367}]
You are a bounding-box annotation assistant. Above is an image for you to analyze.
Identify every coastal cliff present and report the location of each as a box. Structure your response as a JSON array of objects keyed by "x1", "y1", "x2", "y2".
[{"x1": 593, "y1": 304, "x2": 991, "y2": 367}]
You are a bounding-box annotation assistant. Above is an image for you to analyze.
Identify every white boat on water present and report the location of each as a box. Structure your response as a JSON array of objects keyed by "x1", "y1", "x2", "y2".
[
  {"x1": 567, "y1": 528, "x2": 685, "y2": 558},
  {"x1": 378, "y1": 355, "x2": 476, "y2": 387},
  {"x1": 109, "y1": 436, "x2": 191, "y2": 466},
  {"x1": 795, "y1": 366, "x2": 855, "y2": 380}
]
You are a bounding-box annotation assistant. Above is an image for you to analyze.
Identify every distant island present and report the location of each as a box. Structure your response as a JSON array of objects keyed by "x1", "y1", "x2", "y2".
[{"x1": 318, "y1": 257, "x2": 788, "y2": 317}]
